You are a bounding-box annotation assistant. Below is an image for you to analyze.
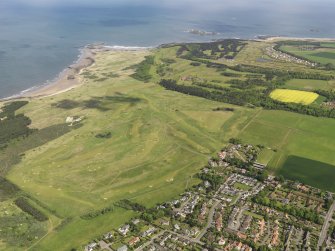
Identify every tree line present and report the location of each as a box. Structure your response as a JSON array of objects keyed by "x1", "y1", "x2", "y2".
[{"x1": 159, "y1": 79, "x2": 335, "y2": 119}]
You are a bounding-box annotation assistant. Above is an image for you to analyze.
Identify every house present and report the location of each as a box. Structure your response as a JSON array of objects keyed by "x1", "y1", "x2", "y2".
[
  {"x1": 103, "y1": 232, "x2": 113, "y2": 240},
  {"x1": 128, "y1": 236, "x2": 140, "y2": 246},
  {"x1": 218, "y1": 237, "x2": 226, "y2": 246},
  {"x1": 160, "y1": 219, "x2": 170, "y2": 226},
  {"x1": 215, "y1": 213, "x2": 223, "y2": 231},
  {"x1": 118, "y1": 224, "x2": 130, "y2": 236},
  {"x1": 218, "y1": 151, "x2": 227, "y2": 160},
  {"x1": 132, "y1": 219, "x2": 140, "y2": 225},
  {"x1": 142, "y1": 227, "x2": 156, "y2": 237},
  {"x1": 85, "y1": 242, "x2": 98, "y2": 251}
]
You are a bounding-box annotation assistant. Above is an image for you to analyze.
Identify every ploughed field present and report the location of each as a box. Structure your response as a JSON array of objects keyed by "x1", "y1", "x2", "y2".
[{"x1": 0, "y1": 38, "x2": 335, "y2": 250}]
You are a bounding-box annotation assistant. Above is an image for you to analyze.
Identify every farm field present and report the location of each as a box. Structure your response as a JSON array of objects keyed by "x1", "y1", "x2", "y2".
[
  {"x1": 269, "y1": 89, "x2": 319, "y2": 105},
  {"x1": 281, "y1": 45, "x2": 335, "y2": 65},
  {"x1": 238, "y1": 109, "x2": 335, "y2": 190},
  {"x1": 278, "y1": 156, "x2": 335, "y2": 192},
  {"x1": 284, "y1": 79, "x2": 335, "y2": 91}
]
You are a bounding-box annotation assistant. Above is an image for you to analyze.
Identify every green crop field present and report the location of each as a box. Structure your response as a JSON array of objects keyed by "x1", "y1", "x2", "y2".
[
  {"x1": 270, "y1": 89, "x2": 319, "y2": 105},
  {"x1": 284, "y1": 79, "x2": 335, "y2": 91},
  {"x1": 278, "y1": 156, "x2": 335, "y2": 191},
  {"x1": 238, "y1": 109, "x2": 335, "y2": 190},
  {"x1": 281, "y1": 45, "x2": 335, "y2": 65}
]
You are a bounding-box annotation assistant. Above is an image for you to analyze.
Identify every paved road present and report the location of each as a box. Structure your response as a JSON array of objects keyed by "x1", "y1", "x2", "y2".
[
  {"x1": 317, "y1": 200, "x2": 335, "y2": 249},
  {"x1": 196, "y1": 200, "x2": 220, "y2": 242},
  {"x1": 167, "y1": 230, "x2": 204, "y2": 245}
]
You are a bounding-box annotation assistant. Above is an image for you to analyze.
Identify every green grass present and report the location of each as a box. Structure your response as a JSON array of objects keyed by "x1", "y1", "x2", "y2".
[
  {"x1": 312, "y1": 52, "x2": 335, "y2": 60},
  {"x1": 238, "y1": 109, "x2": 335, "y2": 191},
  {"x1": 284, "y1": 79, "x2": 335, "y2": 91},
  {"x1": 281, "y1": 45, "x2": 335, "y2": 65},
  {"x1": 278, "y1": 156, "x2": 335, "y2": 191},
  {"x1": 257, "y1": 148, "x2": 274, "y2": 165},
  {"x1": 233, "y1": 182, "x2": 250, "y2": 191},
  {"x1": 2, "y1": 41, "x2": 335, "y2": 250},
  {"x1": 3, "y1": 50, "x2": 251, "y2": 250},
  {"x1": 321, "y1": 42, "x2": 335, "y2": 48},
  {"x1": 243, "y1": 210, "x2": 263, "y2": 220}
]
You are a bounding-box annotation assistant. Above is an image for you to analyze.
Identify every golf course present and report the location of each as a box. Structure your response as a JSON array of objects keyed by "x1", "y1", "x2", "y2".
[{"x1": 1, "y1": 38, "x2": 335, "y2": 250}]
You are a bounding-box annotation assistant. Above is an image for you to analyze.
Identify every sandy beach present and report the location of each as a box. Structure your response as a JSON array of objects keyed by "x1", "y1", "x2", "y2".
[
  {"x1": 0, "y1": 44, "x2": 151, "y2": 101},
  {"x1": 17, "y1": 45, "x2": 98, "y2": 99},
  {"x1": 262, "y1": 36, "x2": 335, "y2": 42}
]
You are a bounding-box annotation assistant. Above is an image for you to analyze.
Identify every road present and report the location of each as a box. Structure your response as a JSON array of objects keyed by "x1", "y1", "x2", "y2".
[
  {"x1": 135, "y1": 231, "x2": 165, "y2": 251},
  {"x1": 167, "y1": 230, "x2": 204, "y2": 245},
  {"x1": 317, "y1": 200, "x2": 335, "y2": 249},
  {"x1": 195, "y1": 200, "x2": 220, "y2": 242}
]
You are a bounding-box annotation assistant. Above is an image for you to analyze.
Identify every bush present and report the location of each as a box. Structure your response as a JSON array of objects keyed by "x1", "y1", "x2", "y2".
[{"x1": 14, "y1": 197, "x2": 48, "y2": 221}]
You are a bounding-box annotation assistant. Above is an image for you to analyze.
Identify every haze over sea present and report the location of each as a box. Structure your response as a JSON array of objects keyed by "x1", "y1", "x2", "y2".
[{"x1": 0, "y1": 0, "x2": 334, "y2": 98}]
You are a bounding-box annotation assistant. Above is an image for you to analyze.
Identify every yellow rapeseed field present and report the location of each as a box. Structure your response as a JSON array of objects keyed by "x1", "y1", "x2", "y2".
[{"x1": 270, "y1": 89, "x2": 319, "y2": 105}]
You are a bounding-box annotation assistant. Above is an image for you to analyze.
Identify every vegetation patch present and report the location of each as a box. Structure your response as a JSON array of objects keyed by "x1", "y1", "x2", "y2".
[
  {"x1": 14, "y1": 197, "x2": 48, "y2": 221},
  {"x1": 0, "y1": 201, "x2": 47, "y2": 248},
  {"x1": 53, "y1": 95, "x2": 142, "y2": 111},
  {"x1": 278, "y1": 156, "x2": 335, "y2": 192},
  {"x1": 270, "y1": 89, "x2": 319, "y2": 105},
  {"x1": 80, "y1": 205, "x2": 115, "y2": 220},
  {"x1": 0, "y1": 177, "x2": 20, "y2": 202},
  {"x1": 131, "y1": 55, "x2": 154, "y2": 82},
  {"x1": 0, "y1": 101, "x2": 34, "y2": 148},
  {"x1": 95, "y1": 131, "x2": 112, "y2": 139}
]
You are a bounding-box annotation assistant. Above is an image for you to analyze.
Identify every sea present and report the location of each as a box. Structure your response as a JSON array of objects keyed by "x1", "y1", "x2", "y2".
[{"x1": 0, "y1": 0, "x2": 335, "y2": 98}]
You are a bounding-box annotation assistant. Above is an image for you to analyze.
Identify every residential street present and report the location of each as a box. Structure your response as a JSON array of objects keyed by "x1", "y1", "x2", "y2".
[{"x1": 318, "y1": 200, "x2": 335, "y2": 249}]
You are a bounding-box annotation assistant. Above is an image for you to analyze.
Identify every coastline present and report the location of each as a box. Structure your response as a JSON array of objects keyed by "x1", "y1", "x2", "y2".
[
  {"x1": 1, "y1": 36, "x2": 334, "y2": 102},
  {"x1": 1, "y1": 44, "x2": 151, "y2": 102},
  {"x1": 261, "y1": 36, "x2": 335, "y2": 42}
]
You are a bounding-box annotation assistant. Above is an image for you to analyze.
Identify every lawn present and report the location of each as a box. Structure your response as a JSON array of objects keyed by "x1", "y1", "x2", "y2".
[
  {"x1": 233, "y1": 182, "x2": 251, "y2": 191},
  {"x1": 243, "y1": 210, "x2": 263, "y2": 220},
  {"x1": 269, "y1": 89, "x2": 319, "y2": 105}
]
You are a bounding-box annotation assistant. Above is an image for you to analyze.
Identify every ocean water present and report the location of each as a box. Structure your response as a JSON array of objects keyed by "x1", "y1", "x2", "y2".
[{"x1": 0, "y1": 0, "x2": 335, "y2": 98}]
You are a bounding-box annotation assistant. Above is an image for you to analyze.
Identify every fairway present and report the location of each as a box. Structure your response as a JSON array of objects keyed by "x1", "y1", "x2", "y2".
[
  {"x1": 270, "y1": 89, "x2": 319, "y2": 105},
  {"x1": 2, "y1": 40, "x2": 335, "y2": 250}
]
